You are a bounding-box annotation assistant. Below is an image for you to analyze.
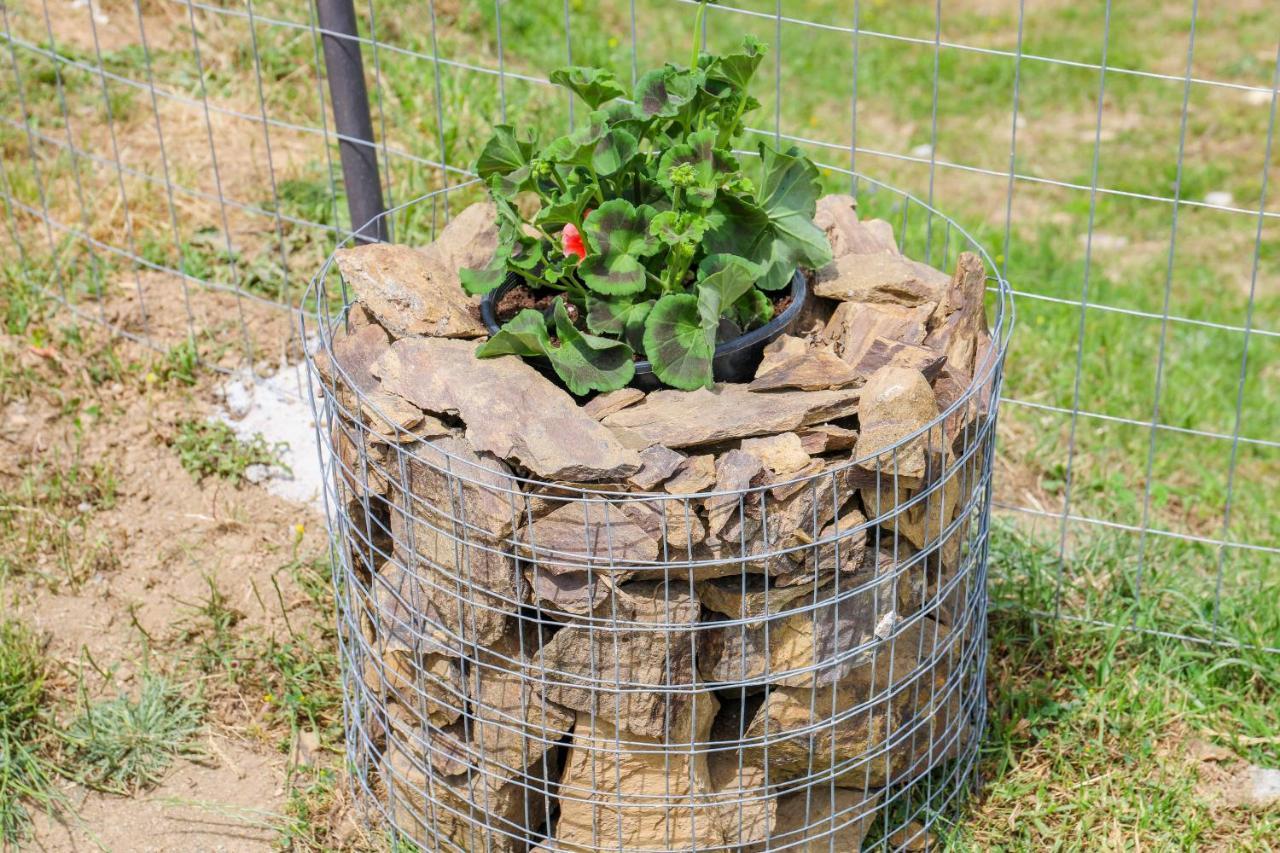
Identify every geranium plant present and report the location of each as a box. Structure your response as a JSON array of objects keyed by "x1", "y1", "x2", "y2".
[{"x1": 462, "y1": 1, "x2": 832, "y2": 394}]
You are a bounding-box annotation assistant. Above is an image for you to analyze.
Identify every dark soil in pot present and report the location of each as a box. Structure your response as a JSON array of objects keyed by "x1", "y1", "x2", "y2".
[{"x1": 480, "y1": 269, "x2": 809, "y2": 393}]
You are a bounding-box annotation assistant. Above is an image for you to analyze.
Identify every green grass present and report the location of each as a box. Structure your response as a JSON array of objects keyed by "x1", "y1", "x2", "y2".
[
  {"x1": 0, "y1": 620, "x2": 63, "y2": 847},
  {"x1": 170, "y1": 419, "x2": 289, "y2": 484},
  {"x1": 63, "y1": 675, "x2": 205, "y2": 795}
]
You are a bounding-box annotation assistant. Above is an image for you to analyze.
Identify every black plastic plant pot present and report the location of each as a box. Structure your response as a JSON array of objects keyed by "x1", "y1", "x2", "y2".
[{"x1": 480, "y1": 269, "x2": 809, "y2": 393}]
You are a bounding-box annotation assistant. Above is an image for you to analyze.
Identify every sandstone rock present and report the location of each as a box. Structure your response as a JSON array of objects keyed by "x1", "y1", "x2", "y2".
[
  {"x1": 697, "y1": 573, "x2": 835, "y2": 626},
  {"x1": 332, "y1": 422, "x2": 387, "y2": 497},
  {"x1": 925, "y1": 252, "x2": 988, "y2": 378},
  {"x1": 359, "y1": 388, "x2": 434, "y2": 442},
  {"x1": 360, "y1": 578, "x2": 465, "y2": 727},
  {"x1": 824, "y1": 301, "x2": 934, "y2": 367},
  {"x1": 582, "y1": 386, "x2": 645, "y2": 419},
  {"x1": 853, "y1": 337, "x2": 947, "y2": 382},
  {"x1": 748, "y1": 350, "x2": 863, "y2": 392},
  {"x1": 626, "y1": 444, "x2": 686, "y2": 491},
  {"x1": 745, "y1": 787, "x2": 882, "y2": 853},
  {"x1": 336, "y1": 242, "x2": 487, "y2": 340},
  {"x1": 556, "y1": 693, "x2": 769, "y2": 852},
  {"x1": 854, "y1": 367, "x2": 939, "y2": 482},
  {"x1": 815, "y1": 194, "x2": 900, "y2": 257},
  {"x1": 524, "y1": 565, "x2": 612, "y2": 617},
  {"x1": 432, "y1": 200, "x2": 499, "y2": 273},
  {"x1": 314, "y1": 321, "x2": 390, "y2": 395},
  {"x1": 532, "y1": 579, "x2": 703, "y2": 739},
  {"x1": 706, "y1": 450, "x2": 766, "y2": 538},
  {"x1": 700, "y1": 575, "x2": 892, "y2": 688},
  {"x1": 388, "y1": 435, "x2": 523, "y2": 648},
  {"x1": 616, "y1": 497, "x2": 708, "y2": 553},
  {"x1": 807, "y1": 507, "x2": 870, "y2": 577},
  {"x1": 376, "y1": 337, "x2": 640, "y2": 481},
  {"x1": 797, "y1": 424, "x2": 859, "y2": 455},
  {"x1": 603, "y1": 384, "x2": 862, "y2": 450},
  {"x1": 665, "y1": 453, "x2": 717, "y2": 494},
  {"x1": 519, "y1": 500, "x2": 660, "y2": 579},
  {"x1": 382, "y1": 726, "x2": 560, "y2": 853},
  {"x1": 739, "y1": 617, "x2": 961, "y2": 788},
  {"x1": 741, "y1": 433, "x2": 811, "y2": 476},
  {"x1": 813, "y1": 254, "x2": 948, "y2": 306},
  {"x1": 931, "y1": 362, "x2": 978, "y2": 454},
  {"x1": 756, "y1": 334, "x2": 811, "y2": 377}
]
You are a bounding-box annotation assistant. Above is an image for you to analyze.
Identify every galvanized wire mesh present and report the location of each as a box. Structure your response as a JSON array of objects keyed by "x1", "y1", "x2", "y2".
[
  {"x1": 0, "y1": 2, "x2": 1275, "y2": 645},
  {"x1": 302, "y1": 176, "x2": 1012, "y2": 850}
]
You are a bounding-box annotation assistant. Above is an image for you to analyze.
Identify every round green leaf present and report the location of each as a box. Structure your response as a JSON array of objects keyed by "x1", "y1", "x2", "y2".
[
  {"x1": 545, "y1": 298, "x2": 636, "y2": 395},
  {"x1": 549, "y1": 66, "x2": 627, "y2": 109},
  {"x1": 643, "y1": 293, "x2": 715, "y2": 391},
  {"x1": 475, "y1": 309, "x2": 549, "y2": 358}
]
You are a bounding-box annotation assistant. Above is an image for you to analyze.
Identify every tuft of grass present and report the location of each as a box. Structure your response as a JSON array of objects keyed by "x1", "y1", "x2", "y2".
[
  {"x1": 171, "y1": 419, "x2": 289, "y2": 484},
  {"x1": 0, "y1": 620, "x2": 62, "y2": 846},
  {"x1": 153, "y1": 338, "x2": 201, "y2": 387},
  {"x1": 62, "y1": 675, "x2": 205, "y2": 796}
]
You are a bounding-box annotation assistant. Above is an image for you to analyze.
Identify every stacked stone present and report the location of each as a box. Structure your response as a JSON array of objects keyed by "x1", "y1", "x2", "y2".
[{"x1": 315, "y1": 194, "x2": 995, "y2": 852}]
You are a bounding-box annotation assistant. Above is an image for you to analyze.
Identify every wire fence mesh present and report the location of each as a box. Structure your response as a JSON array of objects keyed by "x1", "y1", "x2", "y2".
[
  {"x1": 0, "y1": 0, "x2": 1275, "y2": 652},
  {"x1": 303, "y1": 180, "x2": 1012, "y2": 851}
]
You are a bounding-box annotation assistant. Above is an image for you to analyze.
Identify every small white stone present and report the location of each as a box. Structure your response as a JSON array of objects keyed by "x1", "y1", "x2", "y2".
[
  {"x1": 1244, "y1": 88, "x2": 1273, "y2": 106},
  {"x1": 910, "y1": 143, "x2": 934, "y2": 159},
  {"x1": 1204, "y1": 190, "x2": 1234, "y2": 208},
  {"x1": 77, "y1": 502, "x2": 92, "y2": 513},
  {"x1": 1250, "y1": 766, "x2": 1280, "y2": 806}
]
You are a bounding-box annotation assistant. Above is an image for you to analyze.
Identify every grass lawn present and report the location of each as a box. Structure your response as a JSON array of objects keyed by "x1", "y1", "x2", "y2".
[{"x1": 0, "y1": 0, "x2": 1277, "y2": 848}]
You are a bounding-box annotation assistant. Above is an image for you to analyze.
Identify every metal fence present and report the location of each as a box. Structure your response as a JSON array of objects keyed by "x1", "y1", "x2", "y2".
[{"x1": 1, "y1": 0, "x2": 1276, "y2": 655}]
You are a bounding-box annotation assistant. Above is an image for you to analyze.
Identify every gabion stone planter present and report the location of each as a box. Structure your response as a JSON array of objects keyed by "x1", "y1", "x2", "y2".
[{"x1": 304, "y1": 177, "x2": 1011, "y2": 852}]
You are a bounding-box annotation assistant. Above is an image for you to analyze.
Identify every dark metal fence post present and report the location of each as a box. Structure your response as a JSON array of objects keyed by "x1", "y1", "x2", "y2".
[{"x1": 316, "y1": 0, "x2": 386, "y2": 243}]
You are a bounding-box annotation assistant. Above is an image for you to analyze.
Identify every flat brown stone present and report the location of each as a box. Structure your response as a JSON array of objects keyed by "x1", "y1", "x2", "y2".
[
  {"x1": 664, "y1": 453, "x2": 717, "y2": 494},
  {"x1": 853, "y1": 336, "x2": 947, "y2": 382},
  {"x1": 741, "y1": 433, "x2": 811, "y2": 476},
  {"x1": 700, "y1": 575, "x2": 892, "y2": 688},
  {"x1": 519, "y1": 500, "x2": 659, "y2": 579},
  {"x1": 748, "y1": 350, "x2": 864, "y2": 392},
  {"x1": 376, "y1": 337, "x2": 641, "y2": 481},
  {"x1": 531, "y1": 579, "x2": 704, "y2": 739},
  {"x1": 739, "y1": 618, "x2": 961, "y2": 788},
  {"x1": 626, "y1": 444, "x2": 687, "y2": 491},
  {"x1": 582, "y1": 386, "x2": 646, "y2": 419},
  {"x1": 616, "y1": 497, "x2": 708, "y2": 553},
  {"x1": 336, "y1": 242, "x2": 487, "y2": 340},
  {"x1": 854, "y1": 366, "x2": 939, "y2": 482},
  {"x1": 925, "y1": 252, "x2": 989, "y2": 378},
  {"x1": 755, "y1": 334, "x2": 810, "y2": 377},
  {"x1": 823, "y1": 300, "x2": 935, "y2": 367},
  {"x1": 813, "y1": 253, "x2": 949, "y2": 306},
  {"x1": 387, "y1": 435, "x2": 523, "y2": 648},
  {"x1": 814, "y1": 194, "x2": 900, "y2": 257},
  {"x1": 431, "y1": 200, "x2": 499, "y2": 274},
  {"x1": 603, "y1": 384, "x2": 862, "y2": 450},
  {"x1": 797, "y1": 424, "x2": 859, "y2": 455},
  {"x1": 706, "y1": 449, "x2": 767, "y2": 538},
  {"x1": 697, "y1": 573, "x2": 835, "y2": 625},
  {"x1": 744, "y1": 787, "x2": 882, "y2": 853}
]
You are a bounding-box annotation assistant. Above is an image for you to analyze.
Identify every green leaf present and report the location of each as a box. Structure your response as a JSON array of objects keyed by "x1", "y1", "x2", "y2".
[
  {"x1": 549, "y1": 66, "x2": 627, "y2": 109},
  {"x1": 643, "y1": 293, "x2": 715, "y2": 390},
  {"x1": 534, "y1": 185, "x2": 594, "y2": 229},
  {"x1": 545, "y1": 298, "x2": 635, "y2": 395},
  {"x1": 545, "y1": 112, "x2": 608, "y2": 168},
  {"x1": 475, "y1": 309, "x2": 550, "y2": 358},
  {"x1": 650, "y1": 210, "x2": 708, "y2": 246},
  {"x1": 633, "y1": 66, "x2": 702, "y2": 120},
  {"x1": 579, "y1": 200, "x2": 659, "y2": 295},
  {"x1": 731, "y1": 287, "x2": 774, "y2": 329},
  {"x1": 756, "y1": 142, "x2": 832, "y2": 270},
  {"x1": 591, "y1": 126, "x2": 639, "y2": 176},
  {"x1": 459, "y1": 250, "x2": 509, "y2": 296},
  {"x1": 707, "y1": 35, "x2": 768, "y2": 91},
  {"x1": 476, "y1": 125, "x2": 535, "y2": 179},
  {"x1": 658, "y1": 129, "x2": 719, "y2": 209},
  {"x1": 697, "y1": 254, "x2": 763, "y2": 310},
  {"x1": 586, "y1": 294, "x2": 653, "y2": 351}
]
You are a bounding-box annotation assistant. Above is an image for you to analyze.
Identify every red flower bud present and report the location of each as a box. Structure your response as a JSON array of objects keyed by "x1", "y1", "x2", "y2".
[{"x1": 561, "y1": 222, "x2": 587, "y2": 260}]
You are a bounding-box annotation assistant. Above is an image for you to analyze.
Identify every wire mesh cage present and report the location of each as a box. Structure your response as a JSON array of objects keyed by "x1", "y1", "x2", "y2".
[{"x1": 303, "y1": 172, "x2": 1012, "y2": 851}]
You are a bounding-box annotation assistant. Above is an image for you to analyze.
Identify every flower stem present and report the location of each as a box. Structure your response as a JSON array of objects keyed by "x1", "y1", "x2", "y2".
[
  {"x1": 587, "y1": 163, "x2": 606, "y2": 204},
  {"x1": 690, "y1": 0, "x2": 709, "y2": 69}
]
